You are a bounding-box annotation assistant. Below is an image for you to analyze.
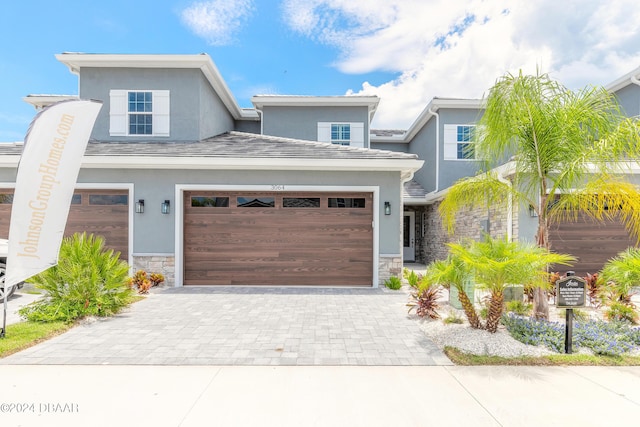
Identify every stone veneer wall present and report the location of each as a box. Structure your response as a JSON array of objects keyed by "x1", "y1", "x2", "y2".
[
  {"x1": 132, "y1": 254, "x2": 175, "y2": 287},
  {"x1": 423, "y1": 201, "x2": 518, "y2": 265},
  {"x1": 378, "y1": 255, "x2": 403, "y2": 285}
]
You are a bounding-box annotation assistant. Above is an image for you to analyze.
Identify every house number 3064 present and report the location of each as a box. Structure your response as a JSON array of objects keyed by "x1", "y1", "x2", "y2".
[{"x1": 271, "y1": 185, "x2": 285, "y2": 191}]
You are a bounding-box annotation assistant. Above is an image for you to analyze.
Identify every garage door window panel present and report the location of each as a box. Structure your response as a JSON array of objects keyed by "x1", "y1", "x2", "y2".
[
  {"x1": 328, "y1": 198, "x2": 366, "y2": 208},
  {"x1": 0, "y1": 194, "x2": 13, "y2": 204},
  {"x1": 283, "y1": 198, "x2": 321, "y2": 208},
  {"x1": 89, "y1": 195, "x2": 128, "y2": 205},
  {"x1": 191, "y1": 196, "x2": 229, "y2": 207},
  {"x1": 237, "y1": 197, "x2": 275, "y2": 208}
]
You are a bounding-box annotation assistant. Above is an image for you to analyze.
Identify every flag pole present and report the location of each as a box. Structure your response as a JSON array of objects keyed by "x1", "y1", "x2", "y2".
[
  {"x1": 2, "y1": 99, "x2": 102, "y2": 339},
  {"x1": 1, "y1": 287, "x2": 7, "y2": 338}
]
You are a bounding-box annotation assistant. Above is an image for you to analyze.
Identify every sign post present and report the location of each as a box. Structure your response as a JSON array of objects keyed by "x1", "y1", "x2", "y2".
[{"x1": 555, "y1": 271, "x2": 586, "y2": 354}]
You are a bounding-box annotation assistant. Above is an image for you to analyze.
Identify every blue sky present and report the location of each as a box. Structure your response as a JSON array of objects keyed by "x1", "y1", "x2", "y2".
[{"x1": 2, "y1": 0, "x2": 640, "y2": 141}]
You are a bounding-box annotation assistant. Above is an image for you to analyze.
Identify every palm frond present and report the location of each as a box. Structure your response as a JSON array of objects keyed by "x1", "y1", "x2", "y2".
[
  {"x1": 438, "y1": 172, "x2": 513, "y2": 234},
  {"x1": 549, "y1": 179, "x2": 640, "y2": 243}
]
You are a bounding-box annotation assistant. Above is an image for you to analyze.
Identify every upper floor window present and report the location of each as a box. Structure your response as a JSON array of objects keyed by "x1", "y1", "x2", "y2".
[
  {"x1": 317, "y1": 122, "x2": 365, "y2": 148},
  {"x1": 331, "y1": 124, "x2": 351, "y2": 145},
  {"x1": 444, "y1": 124, "x2": 476, "y2": 160},
  {"x1": 128, "y1": 92, "x2": 153, "y2": 135},
  {"x1": 109, "y1": 89, "x2": 170, "y2": 137}
]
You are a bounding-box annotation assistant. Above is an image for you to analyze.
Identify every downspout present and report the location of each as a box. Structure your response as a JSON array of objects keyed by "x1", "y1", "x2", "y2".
[
  {"x1": 427, "y1": 108, "x2": 440, "y2": 193},
  {"x1": 255, "y1": 108, "x2": 264, "y2": 135}
]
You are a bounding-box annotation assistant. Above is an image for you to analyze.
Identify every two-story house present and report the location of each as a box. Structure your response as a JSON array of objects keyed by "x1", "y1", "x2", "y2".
[
  {"x1": 0, "y1": 53, "x2": 423, "y2": 287},
  {"x1": 376, "y1": 69, "x2": 640, "y2": 276},
  {"x1": 1, "y1": 53, "x2": 639, "y2": 285}
]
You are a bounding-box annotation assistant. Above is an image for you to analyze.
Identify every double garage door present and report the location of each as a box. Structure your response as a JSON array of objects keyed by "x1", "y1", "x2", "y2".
[
  {"x1": 0, "y1": 189, "x2": 129, "y2": 260},
  {"x1": 183, "y1": 191, "x2": 374, "y2": 286},
  {"x1": 550, "y1": 212, "x2": 636, "y2": 276}
]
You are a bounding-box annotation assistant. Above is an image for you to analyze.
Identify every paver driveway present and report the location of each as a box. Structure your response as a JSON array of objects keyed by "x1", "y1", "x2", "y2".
[{"x1": 2, "y1": 287, "x2": 451, "y2": 366}]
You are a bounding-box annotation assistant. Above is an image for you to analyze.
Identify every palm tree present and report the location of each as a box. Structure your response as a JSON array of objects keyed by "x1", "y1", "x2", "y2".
[
  {"x1": 449, "y1": 236, "x2": 574, "y2": 333},
  {"x1": 599, "y1": 247, "x2": 640, "y2": 307},
  {"x1": 439, "y1": 71, "x2": 640, "y2": 320},
  {"x1": 424, "y1": 255, "x2": 481, "y2": 329}
]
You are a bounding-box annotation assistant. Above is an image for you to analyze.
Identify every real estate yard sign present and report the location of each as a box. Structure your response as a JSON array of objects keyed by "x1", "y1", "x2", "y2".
[
  {"x1": 1, "y1": 100, "x2": 102, "y2": 338},
  {"x1": 556, "y1": 273, "x2": 587, "y2": 354},
  {"x1": 556, "y1": 275, "x2": 587, "y2": 308}
]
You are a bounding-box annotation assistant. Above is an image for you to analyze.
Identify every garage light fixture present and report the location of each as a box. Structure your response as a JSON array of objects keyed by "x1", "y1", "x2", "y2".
[
  {"x1": 161, "y1": 200, "x2": 170, "y2": 214},
  {"x1": 384, "y1": 201, "x2": 391, "y2": 215},
  {"x1": 135, "y1": 199, "x2": 144, "y2": 214},
  {"x1": 529, "y1": 205, "x2": 538, "y2": 217}
]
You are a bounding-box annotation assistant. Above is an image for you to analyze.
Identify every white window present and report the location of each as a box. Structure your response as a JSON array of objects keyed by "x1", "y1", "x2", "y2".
[
  {"x1": 317, "y1": 122, "x2": 364, "y2": 148},
  {"x1": 109, "y1": 90, "x2": 170, "y2": 137},
  {"x1": 444, "y1": 124, "x2": 476, "y2": 160},
  {"x1": 330, "y1": 124, "x2": 351, "y2": 145}
]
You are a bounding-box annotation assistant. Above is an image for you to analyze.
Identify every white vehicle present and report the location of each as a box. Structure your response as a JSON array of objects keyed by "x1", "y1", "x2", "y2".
[{"x1": 0, "y1": 238, "x2": 24, "y2": 302}]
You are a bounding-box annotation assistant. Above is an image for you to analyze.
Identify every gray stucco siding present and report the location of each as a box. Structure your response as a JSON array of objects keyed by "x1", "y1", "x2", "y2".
[
  {"x1": 405, "y1": 108, "x2": 485, "y2": 194},
  {"x1": 614, "y1": 84, "x2": 640, "y2": 118},
  {"x1": 79, "y1": 68, "x2": 231, "y2": 142},
  {"x1": 233, "y1": 119, "x2": 261, "y2": 134},
  {"x1": 73, "y1": 168, "x2": 402, "y2": 256},
  {"x1": 435, "y1": 108, "x2": 484, "y2": 190},
  {"x1": 370, "y1": 142, "x2": 409, "y2": 153},
  {"x1": 408, "y1": 118, "x2": 437, "y2": 192},
  {"x1": 198, "y1": 72, "x2": 235, "y2": 139},
  {"x1": 261, "y1": 106, "x2": 370, "y2": 146}
]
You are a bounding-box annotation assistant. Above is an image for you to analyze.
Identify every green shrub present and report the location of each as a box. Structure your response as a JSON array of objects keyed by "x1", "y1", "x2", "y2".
[
  {"x1": 402, "y1": 268, "x2": 421, "y2": 288},
  {"x1": 505, "y1": 300, "x2": 533, "y2": 316},
  {"x1": 605, "y1": 302, "x2": 639, "y2": 324},
  {"x1": 501, "y1": 313, "x2": 564, "y2": 352},
  {"x1": 502, "y1": 314, "x2": 640, "y2": 356},
  {"x1": 443, "y1": 310, "x2": 464, "y2": 324},
  {"x1": 384, "y1": 276, "x2": 402, "y2": 290},
  {"x1": 19, "y1": 233, "x2": 134, "y2": 323}
]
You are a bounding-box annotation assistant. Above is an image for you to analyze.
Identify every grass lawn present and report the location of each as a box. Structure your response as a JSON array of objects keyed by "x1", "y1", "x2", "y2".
[
  {"x1": 0, "y1": 321, "x2": 73, "y2": 358},
  {"x1": 445, "y1": 346, "x2": 640, "y2": 366}
]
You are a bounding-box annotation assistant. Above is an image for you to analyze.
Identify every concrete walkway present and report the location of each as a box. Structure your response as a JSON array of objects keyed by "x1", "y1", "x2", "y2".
[
  {"x1": 2, "y1": 287, "x2": 450, "y2": 366},
  {"x1": 0, "y1": 365, "x2": 638, "y2": 426}
]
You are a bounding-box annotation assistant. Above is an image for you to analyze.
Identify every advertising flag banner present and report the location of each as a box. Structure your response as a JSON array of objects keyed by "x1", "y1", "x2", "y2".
[{"x1": 4, "y1": 99, "x2": 102, "y2": 289}]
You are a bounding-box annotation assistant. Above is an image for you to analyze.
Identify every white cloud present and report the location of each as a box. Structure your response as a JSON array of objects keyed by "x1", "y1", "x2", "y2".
[
  {"x1": 181, "y1": 0, "x2": 254, "y2": 46},
  {"x1": 282, "y1": 0, "x2": 640, "y2": 129}
]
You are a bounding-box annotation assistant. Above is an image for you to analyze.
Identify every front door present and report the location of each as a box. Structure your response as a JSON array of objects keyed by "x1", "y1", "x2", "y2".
[{"x1": 403, "y1": 212, "x2": 415, "y2": 262}]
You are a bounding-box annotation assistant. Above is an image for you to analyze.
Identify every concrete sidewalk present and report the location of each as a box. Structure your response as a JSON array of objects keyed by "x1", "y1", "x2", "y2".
[{"x1": 0, "y1": 365, "x2": 638, "y2": 426}]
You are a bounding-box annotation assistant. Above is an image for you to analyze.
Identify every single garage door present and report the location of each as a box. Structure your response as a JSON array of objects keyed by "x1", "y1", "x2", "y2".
[
  {"x1": 0, "y1": 189, "x2": 129, "y2": 260},
  {"x1": 549, "y1": 212, "x2": 636, "y2": 276},
  {"x1": 183, "y1": 191, "x2": 374, "y2": 286}
]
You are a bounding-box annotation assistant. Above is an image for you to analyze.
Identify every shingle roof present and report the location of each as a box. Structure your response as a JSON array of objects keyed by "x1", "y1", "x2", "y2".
[{"x1": 0, "y1": 131, "x2": 419, "y2": 160}]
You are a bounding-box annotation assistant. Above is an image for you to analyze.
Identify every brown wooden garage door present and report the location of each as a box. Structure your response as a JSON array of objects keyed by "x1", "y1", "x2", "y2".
[
  {"x1": 183, "y1": 191, "x2": 373, "y2": 286},
  {"x1": 0, "y1": 189, "x2": 129, "y2": 260},
  {"x1": 549, "y1": 212, "x2": 636, "y2": 277}
]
